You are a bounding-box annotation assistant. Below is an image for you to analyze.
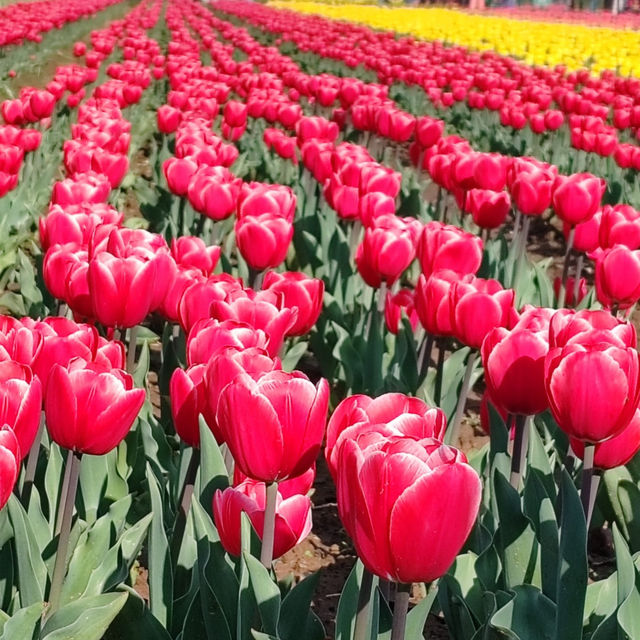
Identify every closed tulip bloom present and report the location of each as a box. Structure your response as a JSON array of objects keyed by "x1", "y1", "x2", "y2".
[
  {"x1": 296, "y1": 116, "x2": 339, "y2": 145},
  {"x1": 235, "y1": 214, "x2": 293, "y2": 272},
  {"x1": 233, "y1": 465, "x2": 316, "y2": 499},
  {"x1": 217, "y1": 370, "x2": 329, "y2": 483},
  {"x1": 415, "y1": 116, "x2": 444, "y2": 148},
  {"x1": 0, "y1": 361, "x2": 42, "y2": 460},
  {"x1": 170, "y1": 364, "x2": 218, "y2": 446},
  {"x1": 358, "y1": 163, "x2": 401, "y2": 199},
  {"x1": 509, "y1": 166, "x2": 555, "y2": 217},
  {"x1": 223, "y1": 101, "x2": 248, "y2": 128},
  {"x1": 450, "y1": 276, "x2": 516, "y2": 350},
  {"x1": 163, "y1": 157, "x2": 198, "y2": 198},
  {"x1": 414, "y1": 271, "x2": 458, "y2": 338},
  {"x1": 594, "y1": 245, "x2": 640, "y2": 311},
  {"x1": 51, "y1": 172, "x2": 111, "y2": 206},
  {"x1": 545, "y1": 337, "x2": 640, "y2": 443},
  {"x1": 0, "y1": 425, "x2": 20, "y2": 510},
  {"x1": 599, "y1": 204, "x2": 640, "y2": 250},
  {"x1": 467, "y1": 189, "x2": 511, "y2": 229},
  {"x1": 204, "y1": 347, "x2": 281, "y2": 436},
  {"x1": 571, "y1": 408, "x2": 640, "y2": 470},
  {"x1": 238, "y1": 183, "x2": 296, "y2": 223},
  {"x1": 187, "y1": 166, "x2": 241, "y2": 221},
  {"x1": 481, "y1": 324, "x2": 549, "y2": 416},
  {"x1": 262, "y1": 271, "x2": 324, "y2": 337},
  {"x1": 337, "y1": 436, "x2": 481, "y2": 583},
  {"x1": 45, "y1": 359, "x2": 145, "y2": 455},
  {"x1": 177, "y1": 274, "x2": 243, "y2": 334},
  {"x1": 552, "y1": 173, "x2": 606, "y2": 226},
  {"x1": 549, "y1": 309, "x2": 636, "y2": 349},
  {"x1": 564, "y1": 209, "x2": 602, "y2": 253},
  {"x1": 384, "y1": 288, "x2": 419, "y2": 335},
  {"x1": 0, "y1": 321, "x2": 42, "y2": 368},
  {"x1": 213, "y1": 481, "x2": 312, "y2": 559},
  {"x1": 472, "y1": 153, "x2": 509, "y2": 192},
  {"x1": 326, "y1": 393, "x2": 446, "y2": 479},
  {"x1": 170, "y1": 236, "x2": 220, "y2": 277},
  {"x1": 553, "y1": 277, "x2": 587, "y2": 308},
  {"x1": 88, "y1": 252, "x2": 156, "y2": 329},
  {"x1": 211, "y1": 291, "x2": 298, "y2": 356},
  {"x1": 187, "y1": 319, "x2": 269, "y2": 366},
  {"x1": 157, "y1": 105, "x2": 181, "y2": 134},
  {"x1": 355, "y1": 215, "x2": 418, "y2": 288},
  {"x1": 417, "y1": 222, "x2": 483, "y2": 278}
]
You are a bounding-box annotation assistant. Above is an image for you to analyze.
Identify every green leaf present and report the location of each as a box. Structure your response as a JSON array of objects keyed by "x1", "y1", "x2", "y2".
[
  {"x1": 243, "y1": 553, "x2": 281, "y2": 636},
  {"x1": 278, "y1": 573, "x2": 324, "y2": 640},
  {"x1": 554, "y1": 469, "x2": 587, "y2": 640},
  {"x1": 280, "y1": 341, "x2": 308, "y2": 373},
  {"x1": 0, "y1": 602, "x2": 43, "y2": 640},
  {"x1": 614, "y1": 524, "x2": 640, "y2": 639},
  {"x1": 41, "y1": 592, "x2": 127, "y2": 640},
  {"x1": 104, "y1": 587, "x2": 172, "y2": 640},
  {"x1": 7, "y1": 495, "x2": 47, "y2": 606},
  {"x1": 405, "y1": 583, "x2": 438, "y2": 639},
  {"x1": 493, "y1": 472, "x2": 539, "y2": 589},
  {"x1": 335, "y1": 561, "x2": 362, "y2": 640},
  {"x1": 146, "y1": 464, "x2": 173, "y2": 629},
  {"x1": 617, "y1": 480, "x2": 640, "y2": 552},
  {"x1": 489, "y1": 585, "x2": 556, "y2": 640},
  {"x1": 198, "y1": 416, "x2": 229, "y2": 511}
]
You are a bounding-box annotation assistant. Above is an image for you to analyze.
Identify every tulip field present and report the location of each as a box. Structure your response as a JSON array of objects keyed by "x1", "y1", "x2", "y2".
[{"x1": 4, "y1": 0, "x2": 640, "y2": 638}]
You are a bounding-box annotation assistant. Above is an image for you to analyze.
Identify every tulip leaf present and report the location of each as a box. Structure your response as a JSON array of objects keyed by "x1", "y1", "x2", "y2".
[
  {"x1": 438, "y1": 574, "x2": 478, "y2": 639},
  {"x1": 335, "y1": 561, "x2": 363, "y2": 640},
  {"x1": 146, "y1": 463, "x2": 173, "y2": 629},
  {"x1": 243, "y1": 552, "x2": 281, "y2": 636},
  {"x1": 0, "y1": 610, "x2": 7, "y2": 635},
  {"x1": 583, "y1": 570, "x2": 618, "y2": 635},
  {"x1": 613, "y1": 524, "x2": 640, "y2": 639},
  {"x1": 278, "y1": 572, "x2": 324, "y2": 640},
  {"x1": 493, "y1": 472, "x2": 540, "y2": 589},
  {"x1": 0, "y1": 602, "x2": 43, "y2": 640},
  {"x1": 554, "y1": 469, "x2": 587, "y2": 640},
  {"x1": 281, "y1": 341, "x2": 308, "y2": 373},
  {"x1": 6, "y1": 495, "x2": 47, "y2": 607},
  {"x1": 617, "y1": 480, "x2": 640, "y2": 553},
  {"x1": 102, "y1": 587, "x2": 172, "y2": 640},
  {"x1": 0, "y1": 543, "x2": 14, "y2": 613},
  {"x1": 198, "y1": 416, "x2": 230, "y2": 511},
  {"x1": 41, "y1": 592, "x2": 127, "y2": 640},
  {"x1": 489, "y1": 585, "x2": 556, "y2": 640},
  {"x1": 404, "y1": 583, "x2": 438, "y2": 639}
]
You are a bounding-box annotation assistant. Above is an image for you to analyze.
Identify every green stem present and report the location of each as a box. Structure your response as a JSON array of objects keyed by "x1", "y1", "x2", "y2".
[
  {"x1": 353, "y1": 568, "x2": 374, "y2": 640},
  {"x1": 581, "y1": 444, "x2": 597, "y2": 530},
  {"x1": 47, "y1": 451, "x2": 82, "y2": 618},
  {"x1": 390, "y1": 583, "x2": 411, "y2": 640},
  {"x1": 446, "y1": 352, "x2": 477, "y2": 446},
  {"x1": 417, "y1": 333, "x2": 434, "y2": 382},
  {"x1": 126, "y1": 325, "x2": 138, "y2": 375},
  {"x1": 260, "y1": 482, "x2": 279, "y2": 568},
  {"x1": 54, "y1": 449, "x2": 75, "y2": 537},
  {"x1": 20, "y1": 412, "x2": 44, "y2": 507},
  {"x1": 558, "y1": 227, "x2": 575, "y2": 308},
  {"x1": 509, "y1": 414, "x2": 530, "y2": 489},
  {"x1": 434, "y1": 342, "x2": 446, "y2": 407}
]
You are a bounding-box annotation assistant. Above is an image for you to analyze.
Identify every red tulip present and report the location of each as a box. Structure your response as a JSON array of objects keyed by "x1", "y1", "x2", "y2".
[
  {"x1": 0, "y1": 425, "x2": 19, "y2": 510},
  {"x1": 157, "y1": 105, "x2": 181, "y2": 133},
  {"x1": 552, "y1": 173, "x2": 606, "y2": 226},
  {"x1": 213, "y1": 480, "x2": 312, "y2": 558},
  {"x1": 570, "y1": 408, "x2": 640, "y2": 470},
  {"x1": 237, "y1": 183, "x2": 296, "y2": 223},
  {"x1": 0, "y1": 361, "x2": 42, "y2": 460},
  {"x1": 170, "y1": 364, "x2": 218, "y2": 446},
  {"x1": 594, "y1": 245, "x2": 640, "y2": 311},
  {"x1": 262, "y1": 271, "x2": 324, "y2": 337},
  {"x1": 598, "y1": 204, "x2": 640, "y2": 250},
  {"x1": 553, "y1": 277, "x2": 587, "y2": 308},
  {"x1": 466, "y1": 189, "x2": 511, "y2": 229},
  {"x1": 164, "y1": 157, "x2": 198, "y2": 198},
  {"x1": 384, "y1": 288, "x2": 419, "y2": 335},
  {"x1": 337, "y1": 435, "x2": 481, "y2": 583},
  {"x1": 481, "y1": 320, "x2": 550, "y2": 416},
  {"x1": 549, "y1": 309, "x2": 636, "y2": 349},
  {"x1": 355, "y1": 215, "x2": 418, "y2": 288},
  {"x1": 507, "y1": 159, "x2": 556, "y2": 216},
  {"x1": 545, "y1": 335, "x2": 640, "y2": 443},
  {"x1": 217, "y1": 370, "x2": 329, "y2": 483},
  {"x1": 325, "y1": 393, "x2": 446, "y2": 479},
  {"x1": 450, "y1": 276, "x2": 516, "y2": 350},
  {"x1": 170, "y1": 236, "x2": 220, "y2": 277},
  {"x1": 415, "y1": 116, "x2": 444, "y2": 148},
  {"x1": 235, "y1": 214, "x2": 293, "y2": 272},
  {"x1": 44, "y1": 359, "x2": 145, "y2": 455},
  {"x1": 414, "y1": 270, "x2": 458, "y2": 338},
  {"x1": 417, "y1": 222, "x2": 483, "y2": 278},
  {"x1": 187, "y1": 319, "x2": 269, "y2": 366}
]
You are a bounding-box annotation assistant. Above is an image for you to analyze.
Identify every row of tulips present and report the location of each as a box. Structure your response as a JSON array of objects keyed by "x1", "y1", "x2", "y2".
[
  {"x1": 215, "y1": 0, "x2": 640, "y2": 182},
  {"x1": 2, "y1": 0, "x2": 640, "y2": 638}
]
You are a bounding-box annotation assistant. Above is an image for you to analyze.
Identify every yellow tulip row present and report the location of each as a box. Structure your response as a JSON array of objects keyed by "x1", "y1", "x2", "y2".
[{"x1": 268, "y1": 1, "x2": 640, "y2": 75}]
